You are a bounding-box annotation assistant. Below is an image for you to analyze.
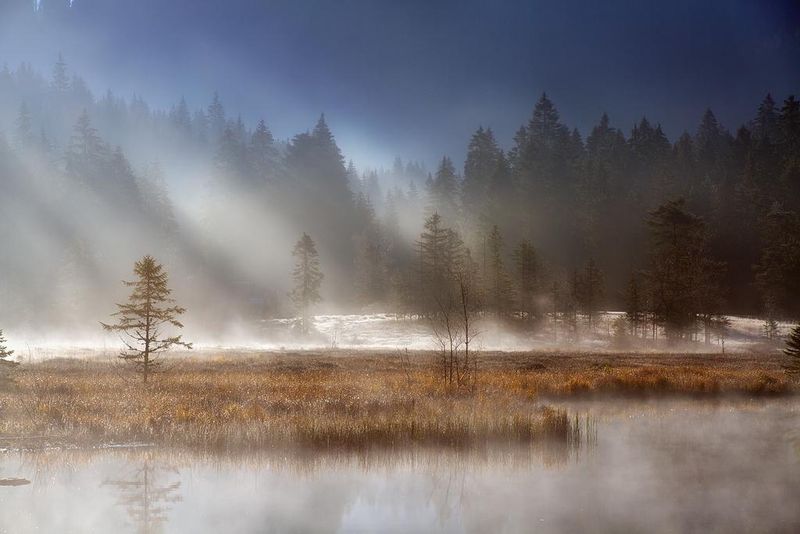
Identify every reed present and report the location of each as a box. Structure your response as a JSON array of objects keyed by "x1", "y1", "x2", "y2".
[{"x1": 0, "y1": 349, "x2": 791, "y2": 450}]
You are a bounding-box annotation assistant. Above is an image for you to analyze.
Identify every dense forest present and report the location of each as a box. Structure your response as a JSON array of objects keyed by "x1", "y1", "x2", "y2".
[{"x1": 0, "y1": 56, "x2": 798, "y2": 338}]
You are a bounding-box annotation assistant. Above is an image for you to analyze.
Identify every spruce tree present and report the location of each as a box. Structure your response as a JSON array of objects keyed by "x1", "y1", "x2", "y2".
[
  {"x1": 645, "y1": 199, "x2": 718, "y2": 340},
  {"x1": 580, "y1": 258, "x2": 604, "y2": 330},
  {"x1": 14, "y1": 102, "x2": 33, "y2": 149},
  {"x1": 207, "y1": 91, "x2": 226, "y2": 142},
  {"x1": 462, "y1": 127, "x2": 502, "y2": 218},
  {"x1": 783, "y1": 324, "x2": 800, "y2": 374},
  {"x1": 101, "y1": 256, "x2": 191, "y2": 383},
  {"x1": 51, "y1": 53, "x2": 69, "y2": 93},
  {"x1": 625, "y1": 274, "x2": 644, "y2": 337},
  {"x1": 427, "y1": 156, "x2": 459, "y2": 224},
  {"x1": 0, "y1": 330, "x2": 15, "y2": 364},
  {"x1": 417, "y1": 212, "x2": 448, "y2": 306},
  {"x1": 291, "y1": 233, "x2": 324, "y2": 334},
  {"x1": 512, "y1": 240, "x2": 539, "y2": 321},
  {"x1": 248, "y1": 119, "x2": 278, "y2": 183},
  {"x1": 485, "y1": 225, "x2": 512, "y2": 317}
]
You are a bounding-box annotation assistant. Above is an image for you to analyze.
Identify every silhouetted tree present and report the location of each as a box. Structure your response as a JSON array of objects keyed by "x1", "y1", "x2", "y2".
[
  {"x1": 427, "y1": 156, "x2": 460, "y2": 225},
  {"x1": 624, "y1": 274, "x2": 644, "y2": 337},
  {"x1": 512, "y1": 240, "x2": 540, "y2": 321},
  {"x1": 485, "y1": 225, "x2": 512, "y2": 316},
  {"x1": 783, "y1": 324, "x2": 800, "y2": 374},
  {"x1": 576, "y1": 258, "x2": 604, "y2": 330},
  {"x1": 645, "y1": 199, "x2": 723, "y2": 341},
  {"x1": 756, "y1": 207, "x2": 800, "y2": 318},
  {"x1": 462, "y1": 127, "x2": 502, "y2": 223}
]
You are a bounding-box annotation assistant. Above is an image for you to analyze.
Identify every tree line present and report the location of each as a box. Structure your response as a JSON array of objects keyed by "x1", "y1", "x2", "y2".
[{"x1": 0, "y1": 57, "x2": 799, "y2": 335}]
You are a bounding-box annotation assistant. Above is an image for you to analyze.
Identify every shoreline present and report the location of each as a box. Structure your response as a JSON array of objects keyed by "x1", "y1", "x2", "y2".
[{"x1": 1, "y1": 350, "x2": 795, "y2": 451}]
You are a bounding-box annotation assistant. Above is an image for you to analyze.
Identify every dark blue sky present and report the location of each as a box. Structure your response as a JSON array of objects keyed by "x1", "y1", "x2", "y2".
[{"x1": 2, "y1": 0, "x2": 799, "y2": 169}]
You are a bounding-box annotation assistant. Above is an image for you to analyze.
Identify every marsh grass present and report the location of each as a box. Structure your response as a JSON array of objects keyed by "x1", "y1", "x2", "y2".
[{"x1": 0, "y1": 350, "x2": 792, "y2": 451}]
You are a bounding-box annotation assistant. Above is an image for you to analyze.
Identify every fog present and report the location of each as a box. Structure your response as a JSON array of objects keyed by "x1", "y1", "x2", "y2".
[
  {"x1": 2, "y1": 399, "x2": 798, "y2": 533},
  {"x1": 0, "y1": 1, "x2": 799, "y2": 354}
]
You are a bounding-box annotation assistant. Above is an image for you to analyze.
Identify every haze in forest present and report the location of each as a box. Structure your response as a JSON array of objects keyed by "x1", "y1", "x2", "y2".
[{"x1": 0, "y1": 0, "x2": 799, "y2": 347}]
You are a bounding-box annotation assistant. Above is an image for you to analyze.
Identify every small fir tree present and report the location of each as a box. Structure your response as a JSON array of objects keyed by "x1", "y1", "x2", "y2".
[{"x1": 102, "y1": 255, "x2": 191, "y2": 383}]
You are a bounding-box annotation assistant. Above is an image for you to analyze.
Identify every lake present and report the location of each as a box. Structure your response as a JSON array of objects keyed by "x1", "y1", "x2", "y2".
[{"x1": 1, "y1": 398, "x2": 798, "y2": 533}]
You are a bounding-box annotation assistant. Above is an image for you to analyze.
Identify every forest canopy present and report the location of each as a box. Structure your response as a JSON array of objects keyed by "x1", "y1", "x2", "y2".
[{"x1": 0, "y1": 57, "x2": 799, "y2": 336}]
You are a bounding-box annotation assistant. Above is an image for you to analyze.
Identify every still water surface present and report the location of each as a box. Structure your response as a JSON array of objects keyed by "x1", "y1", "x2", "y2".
[{"x1": 1, "y1": 399, "x2": 798, "y2": 533}]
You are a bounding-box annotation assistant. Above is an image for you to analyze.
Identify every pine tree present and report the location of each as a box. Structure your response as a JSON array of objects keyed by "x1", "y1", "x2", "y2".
[
  {"x1": 427, "y1": 156, "x2": 459, "y2": 224},
  {"x1": 570, "y1": 259, "x2": 605, "y2": 332},
  {"x1": 485, "y1": 225, "x2": 512, "y2": 316},
  {"x1": 0, "y1": 329, "x2": 15, "y2": 364},
  {"x1": 779, "y1": 95, "x2": 800, "y2": 157},
  {"x1": 755, "y1": 207, "x2": 800, "y2": 318},
  {"x1": 462, "y1": 127, "x2": 502, "y2": 218},
  {"x1": 625, "y1": 274, "x2": 644, "y2": 337},
  {"x1": 14, "y1": 102, "x2": 33, "y2": 149},
  {"x1": 416, "y1": 213, "x2": 464, "y2": 314},
  {"x1": 170, "y1": 97, "x2": 192, "y2": 136},
  {"x1": 66, "y1": 110, "x2": 106, "y2": 190},
  {"x1": 216, "y1": 125, "x2": 245, "y2": 178},
  {"x1": 753, "y1": 93, "x2": 779, "y2": 144},
  {"x1": 417, "y1": 212, "x2": 448, "y2": 299},
  {"x1": 353, "y1": 194, "x2": 387, "y2": 305},
  {"x1": 783, "y1": 324, "x2": 800, "y2": 374},
  {"x1": 291, "y1": 233, "x2": 323, "y2": 334},
  {"x1": 51, "y1": 53, "x2": 69, "y2": 93},
  {"x1": 101, "y1": 256, "x2": 191, "y2": 383},
  {"x1": 645, "y1": 199, "x2": 721, "y2": 341},
  {"x1": 512, "y1": 240, "x2": 540, "y2": 321},
  {"x1": 207, "y1": 92, "x2": 226, "y2": 142},
  {"x1": 249, "y1": 119, "x2": 278, "y2": 183}
]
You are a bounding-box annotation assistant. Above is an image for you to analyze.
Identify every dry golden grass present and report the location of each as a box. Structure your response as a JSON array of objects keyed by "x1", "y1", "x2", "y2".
[{"x1": 0, "y1": 349, "x2": 792, "y2": 451}]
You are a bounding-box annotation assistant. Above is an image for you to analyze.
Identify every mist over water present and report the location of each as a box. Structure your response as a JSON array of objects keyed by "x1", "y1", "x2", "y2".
[
  {"x1": 2, "y1": 399, "x2": 798, "y2": 533},
  {"x1": 0, "y1": 3, "x2": 799, "y2": 533},
  {"x1": 2, "y1": 313, "x2": 791, "y2": 358}
]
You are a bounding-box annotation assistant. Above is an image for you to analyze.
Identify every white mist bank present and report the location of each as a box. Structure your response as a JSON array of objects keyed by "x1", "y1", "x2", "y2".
[{"x1": 2, "y1": 313, "x2": 794, "y2": 360}]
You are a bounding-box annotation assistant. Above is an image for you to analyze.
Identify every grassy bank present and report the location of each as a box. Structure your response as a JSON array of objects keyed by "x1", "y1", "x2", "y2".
[{"x1": 0, "y1": 350, "x2": 793, "y2": 450}]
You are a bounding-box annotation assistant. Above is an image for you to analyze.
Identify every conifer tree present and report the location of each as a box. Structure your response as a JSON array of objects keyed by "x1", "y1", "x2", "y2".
[
  {"x1": 625, "y1": 274, "x2": 644, "y2": 337},
  {"x1": 102, "y1": 256, "x2": 191, "y2": 383},
  {"x1": 574, "y1": 259, "x2": 604, "y2": 331},
  {"x1": 170, "y1": 96, "x2": 192, "y2": 136},
  {"x1": 291, "y1": 233, "x2": 323, "y2": 334},
  {"x1": 417, "y1": 213, "x2": 448, "y2": 304},
  {"x1": 462, "y1": 127, "x2": 502, "y2": 217},
  {"x1": 427, "y1": 156, "x2": 459, "y2": 224},
  {"x1": 207, "y1": 91, "x2": 226, "y2": 142},
  {"x1": 783, "y1": 324, "x2": 800, "y2": 374},
  {"x1": 249, "y1": 119, "x2": 278, "y2": 183},
  {"x1": 0, "y1": 330, "x2": 15, "y2": 364},
  {"x1": 645, "y1": 199, "x2": 719, "y2": 340},
  {"x1": 512, "y1": 240, "x2": 540, "y2": 321},
  {"x1": 51, "y1": 53, "x2": 69, "y2": 93},
  {"x1": 485, "y1": 225, "x2": 512, "y2": 316},
  {"x1": 353, "y1": 194, "x2": 387, "y2": 305},
  {"x1": 14, "y1": 102, "x2": 33, "y2": 149}
]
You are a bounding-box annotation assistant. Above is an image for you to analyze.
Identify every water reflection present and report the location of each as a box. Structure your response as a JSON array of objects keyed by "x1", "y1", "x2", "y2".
[
  {"x1": 103, "y1": 456, "x2": 182, "y2": 534},
  {"x1": 1, "y1": 400, "x2": 798, "y2": 533}
]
